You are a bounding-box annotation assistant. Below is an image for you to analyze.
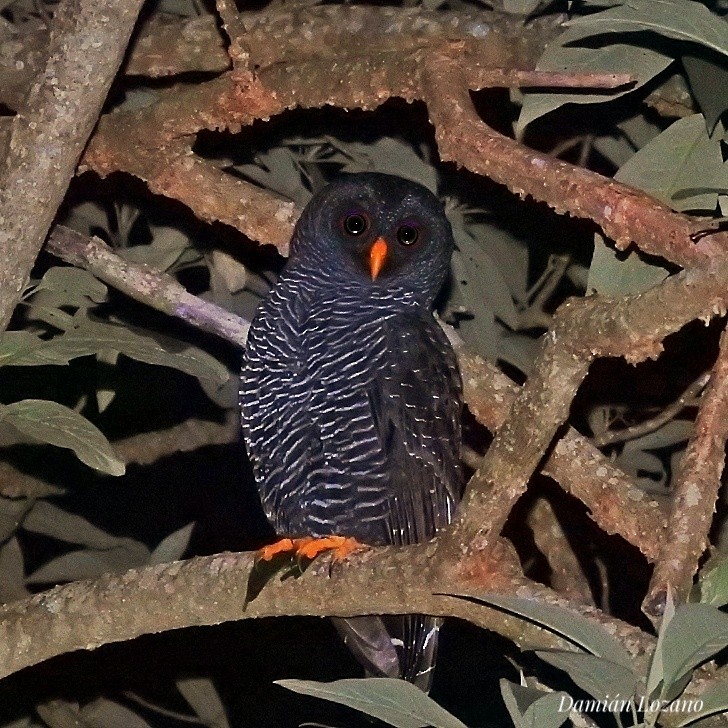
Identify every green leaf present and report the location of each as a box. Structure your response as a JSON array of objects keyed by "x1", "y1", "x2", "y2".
[
  {"x1": 518, "y1": 40, "x2": 671, "y2": 132},
  {"x1": 622, "y1": 420, "x2": 694, "y2": 452},
  {"x1": 501, "y1": 680, "x2": 534, "y2": 728},
  {"x1": 177, "y1": 677, "x2": 230, "y2": 728},
  {"x1": 569, "y1": 0, "x2": 728, "y2": 59},
  {"x1": 80, "y1": 697, "x2": 154, "y2": 728},
  {"x1": 150, "y1": 523, "x2": 195, "y2": 565},
  {"x1": 0, "y1": 537, "x2": 30, "y2": 602},
  {"x1": 452, "y1": 228, "x2": 519, "y2": 329},
  {"x1": 276, "y1": 678, "x2": 468, "y2": 728},
  {"x1": 675, "y1": 681, "x2": 728, "y2": 726},
  {"x1": 0, "y1": 496, "x2": 34, "y2": 542},
  {"x1": 500, "y1": 680, "x2": 569, "y2": 728},
  {"x1": 657, "y1": 604, "x2": 728, "y2": 699},
  {"x1": 588, "y1": 114, "x2": 727, "y2": 297},
  {"x1": 6, "y1": 318, "x2": 229, "y2": 388},
  {"x1": 26, "y1": 546, "x2": 149, "y2": 583},
  {"x1": 35, "y1": 266, "x2": 108, "y2": 306},
  {"x1": 0, "y1": 331, "x2": 45, "y2": 367},
  {"x1": 337, "y1": 138, "x2": 440, "y2": 193},
  {"x1": 23, "y1": 501, "x2": 140, "y2": 550},
  {"x1": 0, "y1": 400, "x2": 125, "y2": 476},
  {"x1": 588, "y1": 234, "x2": 670, "y2": 297},
  {"x1": 523, "y1": 691, "x2": 571, "y2": 728},
  {"x1": 647, "y1": 587, "x2": 675, "y2": 698},
  {"x1": 536, "y1": 651, "x2": 638, "y2": 704},
  {"x1": 503, "y1": 0, "x2": 544, "y2": 13},
  {"x1": 614, "y1": 115, "x2": 728, "y2": 213},
  {"x1": 120, "y1": 225, "x2": 194, "y2": 272},
  {"x1": 682, "y1": 53, "x2": 728, "y2": 133},
  {"x1": 445, "y1": 592, "x2": 634, "y2": 668},
  {"x1": 698, "y1": 556, "x2": 728, "y2": 607}
]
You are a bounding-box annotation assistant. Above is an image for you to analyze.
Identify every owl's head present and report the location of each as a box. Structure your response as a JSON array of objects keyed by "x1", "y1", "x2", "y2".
[{"x1": 289, "y1": 173, "x2": 454, "y2": 304}]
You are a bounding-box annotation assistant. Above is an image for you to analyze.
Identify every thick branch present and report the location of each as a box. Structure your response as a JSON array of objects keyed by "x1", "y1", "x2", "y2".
[
  {"x1": 452, "y1": 339, "x2": 667, "y2": 562},
  {"x1": 422, "y1": 54, "x2": 728, "y2": 270},
  {"x1": 440, "y1": 259, "x2": 728, "y2": 562},
  {"x1": 0, "y1": 0, "x2": 145, "y2": 331},
  {"x1": 645, "y1": 323, "x2": 728, "y2": 615},
  {"x1": 0, "y1": 542, "x2": 653, "y2": 682}
]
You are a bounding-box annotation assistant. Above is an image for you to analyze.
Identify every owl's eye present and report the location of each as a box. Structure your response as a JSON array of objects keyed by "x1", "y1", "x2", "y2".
[
  {"x1": 343, "y1": 213, "x2": 369, "y2": 236},
  {"x1": 397, "y1": 224, "x2": 419, "y2": 246}
]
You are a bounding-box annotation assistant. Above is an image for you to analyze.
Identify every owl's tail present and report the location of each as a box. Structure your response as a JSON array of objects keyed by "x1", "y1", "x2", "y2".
[{"x1": 332, "y1": 614, "x2": 441, "y2": 693}]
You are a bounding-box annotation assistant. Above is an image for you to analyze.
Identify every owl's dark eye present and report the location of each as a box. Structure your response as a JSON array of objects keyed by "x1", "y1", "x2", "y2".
[
  {"x1": 397, "y1": 224, "x2": 419, "y2": 246},
  {"x1": 343, "y1": 213, "x2": 369, "y2": 236}
]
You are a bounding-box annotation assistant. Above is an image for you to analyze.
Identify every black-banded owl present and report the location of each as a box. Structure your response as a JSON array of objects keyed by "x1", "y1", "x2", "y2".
[{"x1": 240, "y1": 172, "x2": 463, "y2": 691}]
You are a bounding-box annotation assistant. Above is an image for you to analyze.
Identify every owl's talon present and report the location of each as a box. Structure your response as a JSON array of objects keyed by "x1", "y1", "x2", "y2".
[
  {"x1": 258, "y1": 537, "x2": 296, "y2": 561},
  {"x1": 258, "y1": 535, "x2": 366, "y2": 562},
  {"x1": 298, "y1": 535, "x2": 365, "y2": 560}
]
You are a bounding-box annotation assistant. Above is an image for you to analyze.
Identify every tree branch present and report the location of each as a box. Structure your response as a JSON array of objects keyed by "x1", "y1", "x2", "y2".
[
  {"x1": 645, "y1": 322, "x2": 728, "y2": 616},
  {"x1": 439, "y1": 258, "x2": 728, "y2": 563},
  {"x1": 0, "y1": 0, "x2": 145, "y2": 331},
  {"x1": 0, "y1": 541, "x2": 653, "y2": 681}
]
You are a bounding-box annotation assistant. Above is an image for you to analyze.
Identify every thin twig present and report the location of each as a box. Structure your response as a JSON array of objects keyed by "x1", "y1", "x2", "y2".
[
  {"x1": 593, "y1": 372, "x2": 709, "y2": 448},
  {"x1": 46, "y1": 227, "x2": 250, "y2": 347}
]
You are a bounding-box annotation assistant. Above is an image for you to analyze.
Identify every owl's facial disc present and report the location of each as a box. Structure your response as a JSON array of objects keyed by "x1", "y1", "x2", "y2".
[{"x1": 339, "y1": 206, "x2": 427, "y2": 282}]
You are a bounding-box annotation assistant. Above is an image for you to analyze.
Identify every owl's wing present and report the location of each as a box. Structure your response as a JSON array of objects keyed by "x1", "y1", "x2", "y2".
[{"x1": 372, "y1": 310, "x2": 463, "y2": 542}]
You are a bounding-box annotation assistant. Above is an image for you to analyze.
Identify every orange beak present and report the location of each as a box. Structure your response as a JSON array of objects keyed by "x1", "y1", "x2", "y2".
[{"x1": 369, "y1": 237, "x2": 388, "y2": 280}]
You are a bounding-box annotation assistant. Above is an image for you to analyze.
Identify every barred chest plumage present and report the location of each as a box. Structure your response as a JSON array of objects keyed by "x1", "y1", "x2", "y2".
[
  {"x1": 239, "y1": 172, "x2": 463, "y2": 691},
  {"x1": 241, "y1": 272, "x2": 427, "y2": 545}
]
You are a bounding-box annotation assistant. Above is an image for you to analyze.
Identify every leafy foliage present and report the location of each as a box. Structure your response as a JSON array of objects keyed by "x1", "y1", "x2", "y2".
[{"x1": 281, "y1": 596, "x2": 728, "y2": 728}]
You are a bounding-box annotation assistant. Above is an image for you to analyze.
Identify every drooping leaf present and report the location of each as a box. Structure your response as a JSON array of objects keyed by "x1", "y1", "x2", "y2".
[
  {"x1": 120, "y1": 225, "x2": 195, "y2": 271},
  {"x1": 34, "y1": 266, "x2": 108, "y2": 307},
  {"x1": 615, "y1": 448, "x2": 668, "y2": 491},
  {"x1": 150, "y1": 523, "x2": 195, "y2": 565},
  {"x1": 0, "y1": 400, "x2": 125, "y2": 476},
  {"x1": 23, "y1": 501, "x2": 140, "y2": 551},
  {"x1": 80, "y1": 697, "x2": 154, "y2": 728},
  {"x1": 674, "y1": 680, "x2": 728, "y2": 727},
  {"x1": 26, "y1": 544, "x2": 150, "y2": 584},
  {"x1": 500, "y1": 680, "x2": 569, "y2": 728},
  {"x1": 276, "y1": 678, "x2": 468, "y2": 728},
  {"x1": 338, "y1": 137, "x2": 439, "y2": 193},
  {"x1": 518, "y1": 40, "x2": 672, "y2": 132},
  {"x1": 177, "y1": 677, "x2": 231, "y2": 728},
  {"x1": 698, "y1": 556, "x2": 728, "y2": 608},
  {"x1": 5, "y1": 318, "x2": 229, "y2": 388},
  {"x1": 452, "y1": 228, "x2": 519, "y2": 329},
  {"x1": 682, "y1": 53, "x2": 728, "y2": 133},
  {"x1": 0, "y1": 331, "x2": 45, "y2": 367},
  {"x1": 591, "y1": 113, "x2": 663, "y2": 169},
  {"x1": 653, "y1": 604, "x2": 728, "y2": 699},
  {"x1": 445, "y1": 592, "x2": 634, "y2": 668},
  {"x1": 502, "y1": 0, "x2": 546, "y2": 14},
  {"x1": 0, "y1": 537, "x2": 30, "y2": 602},
  {"x1": 570, "y1": 0, "x2": 728, "y2": 59},
  {"x1": 614, "y1": 115, "x2": 727, "y2": 213},
  {"x1": 588, "y1": 234, "x2": 670, "y2": 297},
  {"x1": 588, "y1": 115, "x2": 727, "y2": 297},
  {"x1": 0, "y1": 495, "x2": 33, "y2": 542},
  {"x1": 536, "y1": 650, "x2": 638, "y2": 704},
  {"x1": 36, "y1": 700, "x2": 94, "y2": 728}
]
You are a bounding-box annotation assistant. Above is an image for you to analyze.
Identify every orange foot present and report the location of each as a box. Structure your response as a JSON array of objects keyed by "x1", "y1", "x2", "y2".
[{"x1": 258, "y1": 535, "x2": 366, "y2": 562}]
